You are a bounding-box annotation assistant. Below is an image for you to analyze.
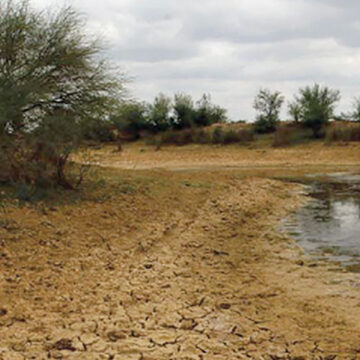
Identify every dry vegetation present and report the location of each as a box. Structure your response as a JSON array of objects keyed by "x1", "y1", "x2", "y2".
[
  {"x1": 85, "y1": 140, "x2": 360, "y2": 171},
  {"x1": 1, "y1": 144, "x2": 360, "y2": 359}
]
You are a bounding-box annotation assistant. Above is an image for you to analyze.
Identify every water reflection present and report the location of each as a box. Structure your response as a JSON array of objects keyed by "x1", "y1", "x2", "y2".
[{"x1": 283, "y1": 175, "x2": 360, "y2": 272}]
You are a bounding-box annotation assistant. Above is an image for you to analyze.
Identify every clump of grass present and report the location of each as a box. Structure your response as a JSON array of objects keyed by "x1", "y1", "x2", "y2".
[
  {"x1": 215, "y1": 127, "x2": 254, "y2": 144},
  {"x1": 272, "y1": 124, "x2": 313, "y2": 147},
  {"x1": 159, "y1": 129, "x2": 193, "y2": 146},
  {"x1": 326, "y1": 125, "x2": 360, "y2": 143},
  {"x1": 273, "y1": 126, "x2": 292, "y2": 147},
  {"x1": 150, "y1": 126, "x2": 254, "y2": 147}
]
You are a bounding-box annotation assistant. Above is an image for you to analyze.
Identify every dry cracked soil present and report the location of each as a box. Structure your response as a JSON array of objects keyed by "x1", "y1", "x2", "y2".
[{"x1": 1, "y1": 144, "x2": 360, "y2": 360}]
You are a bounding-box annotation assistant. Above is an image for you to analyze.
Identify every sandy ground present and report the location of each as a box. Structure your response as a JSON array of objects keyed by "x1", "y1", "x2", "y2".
[
  {"x1": 1, "y1": 143, "x2": 360, "y2": 359},
  {"x1": 84, "y1": 142, "x2": 360, "y2": 170}
]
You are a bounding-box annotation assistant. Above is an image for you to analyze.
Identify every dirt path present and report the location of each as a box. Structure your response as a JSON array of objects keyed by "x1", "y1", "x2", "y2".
[{"x1": 1, "y1": 167, "x2": 360, "y2": 359}]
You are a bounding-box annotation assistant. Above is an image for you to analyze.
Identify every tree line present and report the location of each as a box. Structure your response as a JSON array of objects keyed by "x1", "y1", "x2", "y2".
[
  {"x1": 85, "y1": 93, "x2": 228, "y2": 143},
  {"x1": 253, "y1": 86, "x2": 360, "y2": 137}
]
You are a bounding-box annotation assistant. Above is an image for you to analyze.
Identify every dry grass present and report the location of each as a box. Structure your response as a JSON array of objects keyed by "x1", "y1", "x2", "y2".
[{"x1": 83, "y1": 141, "x2": 360, "y2": 171}]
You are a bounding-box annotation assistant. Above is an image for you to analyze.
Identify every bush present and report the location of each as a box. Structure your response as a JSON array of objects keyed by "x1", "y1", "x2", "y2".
[
  {"x1": 172, "y1": 93, "x2": 195, "y2": 130},
  {"x1": 293, "y1": 84, "x2": 341, "y2": 138},
  {"x1": 272, "y1": 124, "x2": 313, "y2": 147},
  {"x1": 194, "y1": 94, "x2": 227, "y2": 126},
  {"x1": 82, "y1": 119, "x2": 114, "y2": 142},
  {"x1": 253, "y1": 115, "x2": 277, "y2": 134},
  {"x1": 172, "y1": 93, "x2": 227, "y2": 130},
  {"x1": 222, "y1": 129, "x2": 254, "y2": 144},
  {"x1": 159, "y1": 129, "x2": 193, "y2": 146},
  {"x1": 326, "y1": 126, "x2": 360, "y2": 143},
  {"x1": 190, "y1": 128, "x2": 212, "y2": 144},
  {"x1": 273, "y1": 126, "x2": 292, "y2": 147},
  {"x1": 151, "y1": 126, "x2": 254, "y2": 147},
  {"x1": 212, "y1": 127, "x2": 225, "y2": 144},
  {"x1": 111, "y1": 102, "x2": 148, "y2": 141},
  {"x1": 147, "y1": 93, "x2": 173, "y2": 132},
  {"x1": 212, "y1": 127, "x2": 254, "y2": 145}
]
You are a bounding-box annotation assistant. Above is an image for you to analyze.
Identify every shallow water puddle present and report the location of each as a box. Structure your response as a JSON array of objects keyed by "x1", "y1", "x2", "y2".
[{"x1": 283, "y1": 173, "x2": 360, "y2": 272}]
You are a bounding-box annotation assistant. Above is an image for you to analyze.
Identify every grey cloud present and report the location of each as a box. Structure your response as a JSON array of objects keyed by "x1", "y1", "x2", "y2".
[{"x1": 30, "y1": 0, "x2": 360, "y2": 119}]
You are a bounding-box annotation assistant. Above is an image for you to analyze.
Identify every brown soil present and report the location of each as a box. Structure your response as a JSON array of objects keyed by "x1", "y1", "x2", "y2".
[{"x1": 1, "y1": 144, "x2": 360, "y2": 359}]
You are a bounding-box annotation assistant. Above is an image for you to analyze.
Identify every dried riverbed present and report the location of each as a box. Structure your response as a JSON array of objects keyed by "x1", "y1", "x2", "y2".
[{"x1": 1, "y1": 145, "x2": 360, "y2": 359}]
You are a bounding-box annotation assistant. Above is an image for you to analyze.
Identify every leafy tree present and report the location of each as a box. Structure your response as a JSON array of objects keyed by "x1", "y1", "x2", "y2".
[
  {"x1": 173, "y1": 93, "x2": 195, "y2": 129},
  {"x1": 295, "y1": 84, "x2": 340, "y2": 137},
  {"x1": 171, "y1": 93, "x2": 227, "y2": 130},
  {"x1": 147, "y1": 93, "x2": 172, "y2": 132},
  {"x1": 111, "y1": 101, "x2": 147, "y2": 140},
  {"x1": 253, "y1": 89, "x2": 284, "y2": 133},
  {"x1": 0, "y1": 0, "x2": 125, "y2": 188},
  {"x1": 194, "y1": 94, "x2": 227, "y2": 126},
  {"x1": 288, "y1": 101, "x2": 302, "y2": 123}
]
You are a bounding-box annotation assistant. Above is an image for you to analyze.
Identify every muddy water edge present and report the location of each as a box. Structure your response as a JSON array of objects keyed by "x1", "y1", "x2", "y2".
[{"x1": 281, "y1": 172, "x2": 360, "y2": 273}]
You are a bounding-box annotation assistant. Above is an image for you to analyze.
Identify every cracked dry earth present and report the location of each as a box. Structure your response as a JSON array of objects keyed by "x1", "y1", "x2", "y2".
[{"x1": 1, "y1": 170, "x2": 360, "y2": 359}]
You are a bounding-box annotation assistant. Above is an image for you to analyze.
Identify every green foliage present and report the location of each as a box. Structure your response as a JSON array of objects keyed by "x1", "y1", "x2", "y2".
[
  {"x1": 173, "y1": 93, "x2": 195, "y2": 129},
  {"x1": 253, "y1": 115, "x2": 276, "y2": 134},
  {"x1": 212, "y1": 127, "x2": 225, "y2": 144},
  {"x1": 81, "y1": 92, "x2": 228, "y2": 142},
  {"x1": 194, "y1": 94, "x2": 227, "y2": 126},
  {"x1": 158, "y1": 129, "x2": 193, "y2": 146},
  {"x1": 0, "y1": 0, "x2": 125, "y2": 188},
  {"x1": 294, "y1": 84, "x2": 340, "y2": 138},
  {"x1": 111, "y1": 101, "x2": 147, "y2": 140},
  {"x1": 82, "y1": 119, "x2": 114, "y2": 142},
  {"x1": 172, "y1": 93, "x2": 227, "y2": 130},
  {"x1": 253, "y1": 89, "x2": 284, "y2": 133},
  {"x1": 147, "y1": 93, "x2": 172, "y2": 132},
  {"x1": 288, "y1": 102, "x2": 302, "y2": 123}
]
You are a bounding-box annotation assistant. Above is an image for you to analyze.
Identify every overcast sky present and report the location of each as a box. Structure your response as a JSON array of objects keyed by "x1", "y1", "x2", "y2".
[{"x1": 32, "y1": 0, "x2": 360, "y2": 120}]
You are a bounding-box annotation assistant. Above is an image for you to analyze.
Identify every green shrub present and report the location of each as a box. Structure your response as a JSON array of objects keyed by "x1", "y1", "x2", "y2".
[
  {"x1": 83, "y1": 119, "x2": 114, "y2": 142},
  {"x1": 190, "y1": 128, "x2": 212, "y2": 144},
  {"x1": 147, "y1": 93, "x2": 173, "y2": 132},
  {"x1": 159, "y1": 129, "x2": 193, "y2": 146},
  {"x1": 222, "y1": 129, "x2": 254, "y2": 144},
  {"x1": 293, "y1": 84, "x2": 341, "y2": 138},
  {"x1": 253, "y1": 115, "x2": 277, "y2": 134},
  {"x1": 253, "y1": 89, "x2": 284, "y2": 134},
  {"x1": 111, "y1": 102, "x2": 148, "y2": 140},
  {"x1": 172, "y1": 93, "x2": 227, "y2": 130},
  {"x1": 212, "y1": 127, "x2": 225, "y2": 144}
]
